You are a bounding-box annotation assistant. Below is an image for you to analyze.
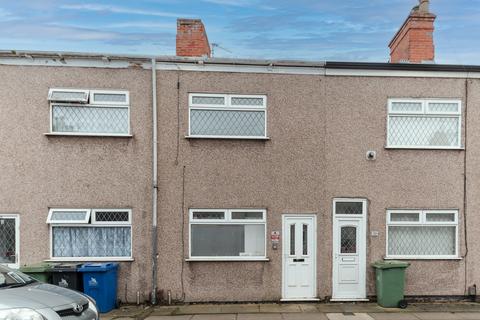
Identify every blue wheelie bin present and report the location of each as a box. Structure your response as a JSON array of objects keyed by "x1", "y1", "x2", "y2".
[{"x1": 78, "y1": 263, "x2": 119, "y2": 313}]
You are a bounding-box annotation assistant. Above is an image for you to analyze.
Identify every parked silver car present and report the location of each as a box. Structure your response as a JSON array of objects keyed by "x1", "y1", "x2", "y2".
[{"x1": 0, "y1": 264, "x2": 99, "y2": 320}]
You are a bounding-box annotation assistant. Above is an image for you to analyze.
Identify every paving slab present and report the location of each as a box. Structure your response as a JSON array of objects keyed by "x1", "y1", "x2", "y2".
[
  {"x1": 175, "y1": 305, "x2": 224, "y2": 315},
  {"x1": 413, "y1": 313, "x2": 465, "y2": 320},
  {"x1": 327, "y1": 313, "x2": 375, "y2": 320},
  {"x1": 219, "y1": 304, "x2": 260, "y2": 314},
  {"x1": 368, "y1": 313, "x2": 420, "y2": 320},
  {"x1": 146, "y1": 316, "x2": 193, "y2": 320},
  {"x1": 191, "y1": 314, "x2": 236, "y2": 320},
  {"x1": 282, "y1": 312, "x2": 329, "y2": 320},
  {"x1": 259, "y1": 303, "x2": 302, "y2": 313},
  {"x1": 457, "y1": 313, "x2": 480, "y2": 319},
  {"x1": 237, "y1": 314, "x2": 283, "y2": 320}
]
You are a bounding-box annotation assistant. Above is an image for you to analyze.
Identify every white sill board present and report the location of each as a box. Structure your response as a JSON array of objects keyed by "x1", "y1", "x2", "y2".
[
  {"x1": 330, "y1": 298, "x2": 370, "y2": 302},
  {"x1": 280, "y1": 298, "x2": 320, "y2": 302},
  {"x1": 185, "y1": 135, "x2": 270, "y2": 140},
  {"x1": 384, "y1": 257, "x2": 462, "y2": 260},
  {"x1": 186, "y1": 258, "x2": 270, "y2": 262},
  {"x1": 46, "y1": 258, "x2": 135, "y2": 262},
  {"x1": 45, "y1": 133, "x2": 133, "y2": 138}
]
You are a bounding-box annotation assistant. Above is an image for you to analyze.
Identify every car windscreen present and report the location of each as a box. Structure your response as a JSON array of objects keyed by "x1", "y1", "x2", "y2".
[{"x1": 0, "y1": 265, "x2": 36, "y2": 289}]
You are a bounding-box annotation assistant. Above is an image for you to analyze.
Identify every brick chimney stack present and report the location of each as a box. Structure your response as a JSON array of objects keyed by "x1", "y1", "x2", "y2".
[
  {"x1": 389, "y1": 0, "x2": 436, "y2": 63},
  {"x1": 176, "y1": 19, "x2": 211, "y2": 58}
]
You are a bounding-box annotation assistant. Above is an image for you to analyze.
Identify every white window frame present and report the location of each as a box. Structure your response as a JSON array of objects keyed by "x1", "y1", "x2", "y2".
[
  {"x1": 46, "y1": 208, "x2": 91, "y2": 224},
  {"x1": 386, "y1": 98, "x2": 462, "y2": 149},
  {"x1": 48, "y1": 88, "x2": 89, "y2": 103},
  {"x1": 188, "y1": 208, "x2": 268, "y2": 261},
  {"x1": 386, "y1": 209, "x2": 459, "y2": 260},
  {"x1": 48, "y1": 208, "x2": 133, "y2": 262},
  {"x1": 187, "y1": 93, "x2": 268, "y2": 139},
  {"x1": 48, "y1": 88, "x2": 131, "y2": 137},
  {"x1": 0, "y1": 214, "x2": 20, "y2": 269}
]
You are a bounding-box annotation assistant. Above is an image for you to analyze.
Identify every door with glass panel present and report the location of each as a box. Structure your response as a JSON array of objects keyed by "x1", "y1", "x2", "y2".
[
  {"x1": 282, "y1": 215, "x2": 316, "y2": 300},
  {"x1": 0, "y1": 215, "x2": 19, "y2": 268},
  {"x1": 332, "y1": 199, "x2": 367, "y2": 300}
]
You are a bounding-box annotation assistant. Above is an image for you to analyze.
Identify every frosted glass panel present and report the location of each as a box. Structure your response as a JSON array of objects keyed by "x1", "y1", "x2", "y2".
[
  {"x1": 52, "y1": 105, "x2": 128, "y2": 134},
  {"x1": 388, "y1": 116, "x2": 459, "y2": 147},
  {"x1": 190, "y1": 110, "x2": 265, "y2": 137},
  {"x1": 388, "y1": 226, "x2": 456, "y2": 256}
]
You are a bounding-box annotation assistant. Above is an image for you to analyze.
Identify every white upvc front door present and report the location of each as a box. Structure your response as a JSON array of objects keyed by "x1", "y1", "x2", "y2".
[
  {"x1": 0, "y1": 214, "x2": 20, "y2": 269},
  {"x1": 282, "y1": 214, "x2": 317, "y2": 300},
  {"x1": 332, "y1": 199, "x2": 367, "y2": 301}
]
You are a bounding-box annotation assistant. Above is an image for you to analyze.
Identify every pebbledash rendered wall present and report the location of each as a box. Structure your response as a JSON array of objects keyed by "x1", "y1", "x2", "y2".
[
  {"x1": 155, "y1": 69, "x2": 478, "y2": 302},
  {"x1": 0, "y1": 64, "x2": 154, "y2": 303},
  {"x1": 1, "y1": 58, "x2": 480, "y2": 303}
]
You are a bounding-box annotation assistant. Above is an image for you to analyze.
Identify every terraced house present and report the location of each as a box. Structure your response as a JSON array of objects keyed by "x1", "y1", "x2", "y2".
[{"x1": 1, "y1": 0, "x2": 480, "y2": 304}]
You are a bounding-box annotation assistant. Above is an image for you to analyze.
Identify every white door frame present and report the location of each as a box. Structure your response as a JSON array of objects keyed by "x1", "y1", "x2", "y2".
[
  {"x1": 281, "y1": 214, "x2": 318, "y2": 301},
  {"x1": 0, "y1": 214, "x2": 20, "y2": 269},
  {"x1": 331, "y1": 198, "x2": 367, "y2": 301}
]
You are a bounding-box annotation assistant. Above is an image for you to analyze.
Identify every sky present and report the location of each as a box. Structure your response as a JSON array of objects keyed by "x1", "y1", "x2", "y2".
[{"x1": 0, "y1": 0, "x2": 479, "y2": 64}]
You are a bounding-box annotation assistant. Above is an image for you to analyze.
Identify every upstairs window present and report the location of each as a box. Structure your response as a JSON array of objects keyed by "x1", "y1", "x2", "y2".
[
  {"x1": 47, "y1": 208, "x2": 132, "y2": 261},
  {"x1": 48, "y1": 89, "x2": 130, "y2": 136},
  {"x1": 188, "y1": 93, "x2": 267, "y2": 139},
  {"x1": 387, "y1": 99, "x2": 461, "y2": 149}
]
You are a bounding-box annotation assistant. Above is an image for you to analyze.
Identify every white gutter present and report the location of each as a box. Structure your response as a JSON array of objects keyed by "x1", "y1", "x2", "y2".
[{"x1": 151, "y1": 58, "x2": 159, "y2": 305}]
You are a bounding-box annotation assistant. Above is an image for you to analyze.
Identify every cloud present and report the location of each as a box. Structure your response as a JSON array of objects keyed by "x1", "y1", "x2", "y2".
[
  {"x1": 60, "y1": 4, "x2": 193, "y2": 18},
  {"x1": 202, "y1": 0, "x2": 275, "y2": 10},
  {"x1": 0, "y1": 8, "x2": 18, "y2": 21}
]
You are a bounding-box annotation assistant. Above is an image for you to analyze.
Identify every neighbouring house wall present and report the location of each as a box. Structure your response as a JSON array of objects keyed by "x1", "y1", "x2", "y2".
[
  {"x1": 0, "y1": 65, "x2": 153, "y2": 303},
  {"x1": 156, "y1": 70, "x2": 469, "y2": 302}
]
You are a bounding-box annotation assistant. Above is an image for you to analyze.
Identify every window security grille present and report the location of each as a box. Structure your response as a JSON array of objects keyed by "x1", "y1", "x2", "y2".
[
  {"x1": 48, "y1": 88, "x2": 130, "y2": 135},
  {"x1": 387, "y1": 99, "x2": 461, "y2": 148},
  {"x1": 189, "y1": 94, "x2": 267, "y2": 138},
  {"x1": 386, "y1": 210, "x2": 458, "y2": 259}
]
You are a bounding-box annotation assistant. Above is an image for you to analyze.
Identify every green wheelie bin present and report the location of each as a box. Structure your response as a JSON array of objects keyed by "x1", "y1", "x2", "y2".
[
  {"x1": 372, "y1": 260, "x2": 410, "y2": 308},
  {"x1": 20, "y1": 262, "x2": 58, "y2": 283}
]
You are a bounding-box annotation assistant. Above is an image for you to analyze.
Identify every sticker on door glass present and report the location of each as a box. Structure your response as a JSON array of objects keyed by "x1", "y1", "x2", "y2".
[{"x1": 340, "y1": 226, "x2": 357, "y2": 253}]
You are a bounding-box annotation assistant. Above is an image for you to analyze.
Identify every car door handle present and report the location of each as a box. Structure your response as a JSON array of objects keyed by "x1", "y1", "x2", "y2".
[{"x1": 293, "y1": 258, "x2": 305, "y2": 262}]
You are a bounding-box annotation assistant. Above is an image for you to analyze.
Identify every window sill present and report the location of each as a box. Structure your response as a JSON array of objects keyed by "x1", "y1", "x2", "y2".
[
  {"x1": 46, "y1": 257, "x2": 135, "y2": 262},
  {"x1": 44, "y1": 133, "x2": 133, "y2": 138},
  {"x1": 384, "y1": 146, "x2": 464, "y2": 150},
  {"x1": 384, "y1": 257, "x2": 462, "y2": 261},
  {"x1": 186, "y1": 257, "x2": 270, "y2": 262},
  {"x1": 185, "y1": 135, "x2": 270, "y2": 140}
]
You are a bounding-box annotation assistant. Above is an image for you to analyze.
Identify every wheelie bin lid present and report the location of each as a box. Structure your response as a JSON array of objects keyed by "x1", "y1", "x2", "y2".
[
  {"x1": 372, "y1": 260, "x2": 410, "y2": 269},
  {"x1": 51, "y1": 263, "x2": 83, "y2": 272},
  {"x1": 20, "y1": 262, "x2": 59, "y2": 273},
  {"x1": 78, "y1": 262, "x2": 119, "y2": 272}
]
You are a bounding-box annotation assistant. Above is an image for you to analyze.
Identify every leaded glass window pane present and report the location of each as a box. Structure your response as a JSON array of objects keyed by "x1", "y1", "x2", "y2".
[
  {"x1": 192, "y1": 212, "x2": 225, "y2": 220},
  {"x1": 93, "y1": 93, "x2": 127, "y2": 103},
  {"x1": 390, "y1": 212, "x2": 420, "y2": 222},
  {"x1": 388, "y1": 226, "x2": 456, "y2": 256},
  {"x1": 335, "y1": 202, "x2": 363, "y2": 215},
  {"x1": 52, "y1": 105, "x2": 129, "y2": 134},
  {"x1": 391, "y1": 102, "x2": 423, "y2": 113},
  {"x1": 94, "y1": 211, "x2": 129, "y2": 222},
  {"x1": 190, "y1": 109, "x2": 265, "y2": 137},
  {"x1": 388, "y1": 116, "x2": 459, "y2": 147},
  {"x1": 428, "y1": 103, "x2": 459, "y2": 113},
  {"x1": 231, "y1": 97, "x2": 264, "y2": 106},
  {"x1": 192, "y1": 96, "x2": 225, "y2": 105},
  {"x1": 426, "y1": 213, "x2": 455, "y2": 222},
  {"x1": 52, "y1": 226, "x2": 131, "y2": 257},
  {"x1": 0, "y1": 218, "x2": 16, "y2": 264},
  {"x1": 231, "y1": 211, "x2": 263, "y2": 220},
  {"x1": 340, "y1": 226, "x2": 357, "y2": 253}
]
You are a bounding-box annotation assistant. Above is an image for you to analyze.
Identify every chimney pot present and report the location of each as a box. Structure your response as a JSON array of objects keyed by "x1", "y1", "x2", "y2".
[
  {"x1": 176, "y1": 18, "x2": 211, "y2": 58},
  {"x1": 389, "y1": 0, "x2": 436, "y2": 63}
]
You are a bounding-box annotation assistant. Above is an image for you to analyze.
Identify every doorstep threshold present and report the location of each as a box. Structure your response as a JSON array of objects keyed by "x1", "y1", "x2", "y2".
[
  {"x1": 280, "y1": 298, "x2": 321, "y2": 302},
  {"x1": 330, "y1": 298, "x2": 370, "y2": 302}
]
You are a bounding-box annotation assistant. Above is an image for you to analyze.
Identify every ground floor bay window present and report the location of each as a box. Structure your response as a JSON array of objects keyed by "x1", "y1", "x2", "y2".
[
  {"x1": 188, "y1": 209, "x2": 267, "y2": 261},
  {"x1": 47, "y1": 208, "x2": 132, "y2": 261},
  {"x1": 386, "y1": 210, "x2": 458, "y2": 259}
]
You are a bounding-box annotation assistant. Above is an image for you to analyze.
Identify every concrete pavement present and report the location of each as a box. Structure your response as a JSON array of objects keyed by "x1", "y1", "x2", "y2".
[{"x1": 101, "y1": 303, "x2": 480, "y2": 320}]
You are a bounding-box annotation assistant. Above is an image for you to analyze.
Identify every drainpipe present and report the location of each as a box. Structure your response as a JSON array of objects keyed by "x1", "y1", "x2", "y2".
[{"x1": 151, "y1": 58, "x2": 159, "y2": 305}]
